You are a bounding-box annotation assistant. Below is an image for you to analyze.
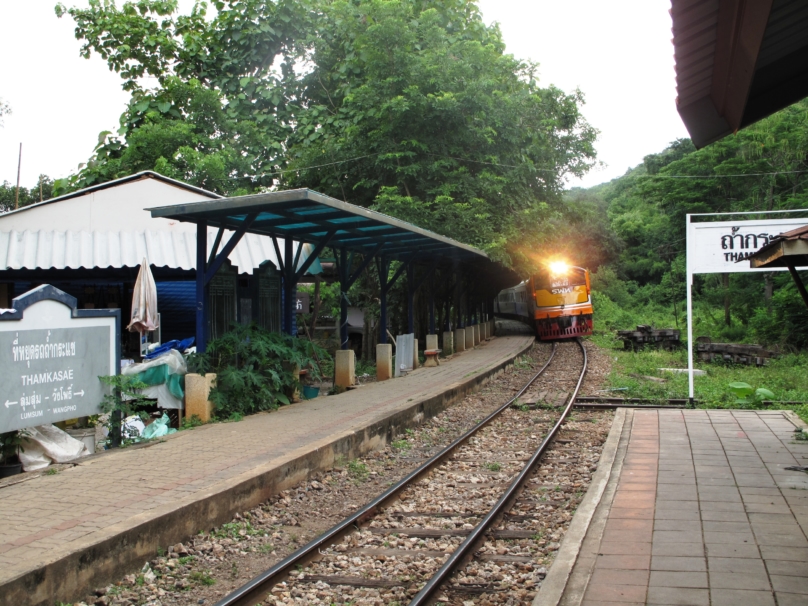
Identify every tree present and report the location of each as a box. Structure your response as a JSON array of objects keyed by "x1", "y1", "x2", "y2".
[
  {"x1": 0, "y1": 98, "x2": 10, "y2": 127},
  {"x1": 56, "y1": 0, "x2": 598, "y2": 272},
  {"x1": 55, "y1": 0, "x2": 310, "y2": 195},
  {"x1": 283, "y1": 0, "x2": 597, "y2": 264},
  {"x1": 0, "y1": 175, "x2": 54, "y2": 213}
]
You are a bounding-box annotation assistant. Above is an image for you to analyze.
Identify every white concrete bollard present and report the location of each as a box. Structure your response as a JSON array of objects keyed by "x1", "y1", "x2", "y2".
[
  {"x1": 425, "y1": 334, "x2": 439, "y2": 351},
  {"x1": 185, "y1": 373, "x2": 216, "y2": 423},
  {"x1": 473, "y1": 324, "x2": 480, "y2": 346},
  {"x1": 413, "y1": 338, "x2": 419, "y2": 368},
  {"x1": 376, "y1": 344, "x2": 393, "y2": 381},
  {"x1": 335, "y1": 349, "x2": 356, "y2": 388},
  {"x1": 442, "y1": 331, "x2": 454, "y2": 356},
  {"x1": 454, "y1": 328, "x2": 466, "y2": 352},
  {"x1": 465, "y1": 326, "x2": 475, "y2": 349}
]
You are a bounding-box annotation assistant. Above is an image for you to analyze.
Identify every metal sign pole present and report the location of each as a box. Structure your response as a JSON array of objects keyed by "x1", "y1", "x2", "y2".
[{"x1": 686, "y1": 214, "x2": 695, "y2": 403}]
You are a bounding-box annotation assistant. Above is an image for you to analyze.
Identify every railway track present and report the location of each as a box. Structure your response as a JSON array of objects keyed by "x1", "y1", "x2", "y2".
[{"x1": 215, "y1": 339, "x2": 588, "y2": 606}]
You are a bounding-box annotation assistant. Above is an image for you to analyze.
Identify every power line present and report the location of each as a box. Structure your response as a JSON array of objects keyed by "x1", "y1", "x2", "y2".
[
  {"x1": 258, "y1": 151, "x2": 559, "y2": 178},
  {"x1": 648, "y1": 170, "x2": 807, "y2": 179}
]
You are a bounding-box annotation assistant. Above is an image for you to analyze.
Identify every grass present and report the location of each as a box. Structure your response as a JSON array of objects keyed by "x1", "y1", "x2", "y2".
[
  {"x1": 190, "y1": 571, "x2": 215, "y2": 586},
  {"x1": 391, "y1": 439, "x2": 411, "y2": 451},
  {"x1": 211, "y1": 521, "x2": 266, "y2": 541},
  {"x1": 347, "y1": 459, "x2": 369, "y2": 482},
  {"x1": 590, "y1": 332, "x2": 808, "y2": 423},
  {"x1": 485, "y1": 462, "x2": 502, "y2": 472}
]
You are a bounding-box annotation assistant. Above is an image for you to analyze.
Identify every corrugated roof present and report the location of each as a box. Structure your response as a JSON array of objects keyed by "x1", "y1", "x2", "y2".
[
  {"x1": 0, "y1": 171, "x2": 221, "y2": 219},
  {"x1": 0, "y1": 230, "x2": 321, "y2": 276}
]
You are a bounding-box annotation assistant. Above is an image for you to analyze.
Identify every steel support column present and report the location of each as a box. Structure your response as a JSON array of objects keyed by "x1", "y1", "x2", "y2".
[
  {"x1": 195, "y1": 220, "x2": 208, "y2": 353},
  {"x1": 428, "y1": 275, "x2": 436, "y2": 335},
  {"x1": 407, "y1": 262, "x2": 415, "y2": 334}
]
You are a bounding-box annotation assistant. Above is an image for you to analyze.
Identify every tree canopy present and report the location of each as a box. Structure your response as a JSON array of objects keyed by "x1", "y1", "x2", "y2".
[{"x1": 55, "y1": 0, "x2": 597, "y2": 268}]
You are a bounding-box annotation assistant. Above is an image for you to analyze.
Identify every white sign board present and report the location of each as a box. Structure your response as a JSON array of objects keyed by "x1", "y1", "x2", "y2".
[
  {"x1": 0, "y1": 285, "x2": 120, "y2": 433},
  {"x1": 687, "y1": 217, "x2": 808, "y2": 274},
  {"x1": 686, "y1": 213, "x2": 808, "y2": 400}
]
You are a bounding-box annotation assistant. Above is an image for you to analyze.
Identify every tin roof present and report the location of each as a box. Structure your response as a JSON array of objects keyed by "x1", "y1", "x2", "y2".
[
  {"x1": 748, "y1": 223, "x2": 808, "y2": 268},
  {"x1": 673, "y1": 0, "x2": 808, "y2": 148},
  {"x1": 149, "y1": 188, "x2": 521, "y2": 290},
  {"x1": 149, "y1": 189, "x2": 487, "y2": 263},
  {"x1": 0, "y1": 230, "x2": 321, "y2": 276}
]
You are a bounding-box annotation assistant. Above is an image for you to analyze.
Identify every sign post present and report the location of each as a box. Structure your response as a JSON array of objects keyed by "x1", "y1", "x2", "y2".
[
  {"x1": 0, "y1": 285, "x2": 120, "y2": 433},
  {"x1": 685, "y1": 212, "x2": 808, "y2": 400}
]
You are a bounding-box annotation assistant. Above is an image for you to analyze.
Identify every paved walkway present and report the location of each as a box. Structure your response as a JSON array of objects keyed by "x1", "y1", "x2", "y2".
[
  {"x1": 560, "y1": 409, "x2": 808, "y2": 606},
  {"x1": 0, "y1": 329, "x2": 534, "y2": 606}
]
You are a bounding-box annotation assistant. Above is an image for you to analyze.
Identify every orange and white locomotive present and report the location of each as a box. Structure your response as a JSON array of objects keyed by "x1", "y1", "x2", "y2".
[{"x1": 496, "y1": 262, "x2": 593, "y2": 340}]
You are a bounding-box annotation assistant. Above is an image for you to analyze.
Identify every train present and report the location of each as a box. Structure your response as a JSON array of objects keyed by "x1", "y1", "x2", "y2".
[{"x1": 495, "y1": 262, "x2": 593, "y2": 340}]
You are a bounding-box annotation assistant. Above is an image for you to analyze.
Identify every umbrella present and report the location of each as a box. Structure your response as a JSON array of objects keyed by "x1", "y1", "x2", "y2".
[{"x1": 128, "y1": 258, "x2": 159, "y2": 333}]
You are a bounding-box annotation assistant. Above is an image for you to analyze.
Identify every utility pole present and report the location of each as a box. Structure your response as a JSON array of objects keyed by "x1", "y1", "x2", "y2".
[{"x1": 14, "y1": 142, "x2": 22, "y2": 210}]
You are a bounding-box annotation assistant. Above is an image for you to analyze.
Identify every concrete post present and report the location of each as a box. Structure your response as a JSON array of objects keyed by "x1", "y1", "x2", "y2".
[
  {"x1": 465, "y1": 326, "x2": 475, "y2": 349},
  {"x1": 413, "y1": 338, "x2": 419, "y2": 368},
  {"x1": 454, "y1": 328, "x2": 466, "y2": 352},
  {"x1": 442, "y1": 331, "x2": 454, "y2": 356},
  {"x1": 473, "y1": 324, "x2": 480, "y2": 346},
  {"x1": 335, "y1": 349, "x2": 355, "y2": 388},
  {"x1": 185, "y1": 373, "x2": 216, "y2": 423},
  {"x1": 425, "y1": 334, "x2": 438, "y2": 351},
  {"x1": 376, "y1": 344, "x2": 393, "y2": 381},
  {"x1": 482, "y1": 322, "x2": 489, "y2": 340}
]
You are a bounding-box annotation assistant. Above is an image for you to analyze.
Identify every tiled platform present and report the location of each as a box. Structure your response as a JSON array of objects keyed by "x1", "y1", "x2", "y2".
[
  {"x1": 558, "y1": 409, "x2": 808, "y2": 606},
  {"x1": 0, "y1": 327, "x2": 534, "y2": 606}
]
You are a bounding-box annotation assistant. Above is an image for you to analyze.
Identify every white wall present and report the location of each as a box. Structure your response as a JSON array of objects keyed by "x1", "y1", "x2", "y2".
[{"x1": 0, "y1": 176, "x2": 212, "y2": 233}]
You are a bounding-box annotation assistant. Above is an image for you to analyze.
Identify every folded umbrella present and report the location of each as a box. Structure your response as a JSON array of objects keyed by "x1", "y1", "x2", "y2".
[{"x1": 128, "y1": 258, "x2": 159, "y2": 333}]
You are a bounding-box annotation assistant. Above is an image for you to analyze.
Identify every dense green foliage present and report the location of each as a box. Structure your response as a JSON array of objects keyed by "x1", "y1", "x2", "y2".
[
  {"x1": 188, "y1": 323, "x2": 330, "y2": 418},
  {"x1": 586, "y1": 100, "x2": 808, "y2": 349},
  {"x1": 55, "y1": 0, "x2": 597, "y2": 266},
  {"x1": 0, "y1": 175, "x2": 55, "y2": 212}
]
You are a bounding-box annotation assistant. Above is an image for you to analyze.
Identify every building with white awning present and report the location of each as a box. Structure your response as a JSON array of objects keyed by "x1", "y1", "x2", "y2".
[{"x1": 0, "y1": 171, "x2": 321, "y2": 355}]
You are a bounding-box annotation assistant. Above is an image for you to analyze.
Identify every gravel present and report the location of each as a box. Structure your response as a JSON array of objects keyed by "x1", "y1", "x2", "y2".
[{"x1": 72, "y1": 332, "x2": 614, "y2": 606}]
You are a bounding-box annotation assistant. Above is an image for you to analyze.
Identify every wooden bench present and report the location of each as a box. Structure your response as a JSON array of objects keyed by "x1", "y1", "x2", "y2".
[{"x1": 424, "y1": 349, "x2": 441, "y2": 367}]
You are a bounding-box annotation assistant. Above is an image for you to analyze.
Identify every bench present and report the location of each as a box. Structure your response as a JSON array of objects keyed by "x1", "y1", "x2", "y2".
[{"x1": 424, "y1": 349, "x2": 441, "y2": 367}]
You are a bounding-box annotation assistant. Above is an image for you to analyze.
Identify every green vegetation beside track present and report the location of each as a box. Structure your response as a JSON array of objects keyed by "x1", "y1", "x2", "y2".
[{"x1": 590, "y1": 333, "x2": 808, "y2": 424}]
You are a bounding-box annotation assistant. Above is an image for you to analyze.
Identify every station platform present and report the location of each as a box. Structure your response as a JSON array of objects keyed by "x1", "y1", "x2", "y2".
[
  {"x1": 540, "y1": 408, "x2": 808, "y2": 606},
  {"x1": 0, "y1": 327, "x2": 534, "y2": 606}
]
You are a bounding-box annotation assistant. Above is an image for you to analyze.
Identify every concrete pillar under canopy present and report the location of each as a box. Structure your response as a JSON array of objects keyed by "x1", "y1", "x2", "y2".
[
  {"x1": 473, "y1": 324, "x2": 480, "y2": 346},
  {"x1": 376, "y1": 344, "x2": 392, "y2": 381},
  {"x1": 425, "y1": 334, "x2": 439, "y2": 351},
  {"x1": 442, "y1": 331, "x2": 454, "y2": 356},
  {"x1": 335, "y1": 349, "x2": 355, "y2": 389},
  {"x1": 465, "y1": 326, "x2": 474, "y2": 350},
  {"x1": 455, "y1": 328, "x2": 466, "y2": 352},
  {"x1": 413, "y1": 338, "x2": 419, "y2": 368}
]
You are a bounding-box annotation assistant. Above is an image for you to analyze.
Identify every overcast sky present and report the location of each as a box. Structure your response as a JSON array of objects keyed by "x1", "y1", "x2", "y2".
[{"x1": 0, "y1": 0, "x2": 688, "y2": 190}]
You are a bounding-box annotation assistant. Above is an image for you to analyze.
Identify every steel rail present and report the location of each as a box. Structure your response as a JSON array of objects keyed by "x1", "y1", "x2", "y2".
[
  {"x1": 409, "y1": 338, "x2": 588, "y2": 605},
  {"x1": 214, "y1": 342, "x2": 558, "y2": 606}
]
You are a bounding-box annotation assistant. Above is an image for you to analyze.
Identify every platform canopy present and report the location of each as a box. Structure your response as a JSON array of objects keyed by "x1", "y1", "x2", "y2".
[
  {"x1": 149, "y1": 188, "x2": 520, "y2": 351},
  {"x1": 672, "y1": 0, "x2": 808, "y2": 148}
]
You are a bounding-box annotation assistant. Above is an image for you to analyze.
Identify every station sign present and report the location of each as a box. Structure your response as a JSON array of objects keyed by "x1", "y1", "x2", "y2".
[
  {"x1": 0, "y1": 285, "x2": 120, "y2": 433},
  {"x1": 687, "y1": 216, "x2": 808, "y2": 274},
  {"x1": 296, "y1": 292, "x2": 310, "y2": 314}
]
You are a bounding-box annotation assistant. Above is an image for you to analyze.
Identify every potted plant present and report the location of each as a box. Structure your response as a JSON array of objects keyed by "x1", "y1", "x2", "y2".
[{"x1": 0, "y1": 430, "x2": 25, "y2": 477}]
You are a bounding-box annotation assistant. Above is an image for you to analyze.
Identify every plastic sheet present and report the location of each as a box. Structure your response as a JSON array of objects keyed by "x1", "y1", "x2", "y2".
[
  {"x1": 142, "y1": 413, "x2": 177, "y2": 439},
  {"x1": 19, "y1": 425, "x2": 89, "y2": 472}
]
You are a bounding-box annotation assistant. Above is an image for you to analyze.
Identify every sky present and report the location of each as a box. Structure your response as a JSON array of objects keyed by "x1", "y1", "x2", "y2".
[{"x1": 0, "y1": 0, "x2": 689, "y2": 190}]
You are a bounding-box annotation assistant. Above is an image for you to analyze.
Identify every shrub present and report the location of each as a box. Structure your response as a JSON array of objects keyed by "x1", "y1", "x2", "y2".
[{"x1": 188, "y1": 324, "x2": 331, "y2": 418}]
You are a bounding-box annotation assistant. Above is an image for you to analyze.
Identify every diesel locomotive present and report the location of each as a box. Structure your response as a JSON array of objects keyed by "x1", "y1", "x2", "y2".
[{"x1": 495, "y1": 262, "x2": 593, "y2": 340}]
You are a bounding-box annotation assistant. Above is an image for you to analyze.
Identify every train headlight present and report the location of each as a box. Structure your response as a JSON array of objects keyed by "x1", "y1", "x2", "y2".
[{"x1": 549, "y1": 261, "x2": 569, "y2": 275}]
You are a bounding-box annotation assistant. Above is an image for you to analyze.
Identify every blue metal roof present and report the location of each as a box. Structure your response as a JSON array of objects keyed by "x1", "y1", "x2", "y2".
[{"x1": 147, "y1": 189, "x2": 489, "y2": 264}]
